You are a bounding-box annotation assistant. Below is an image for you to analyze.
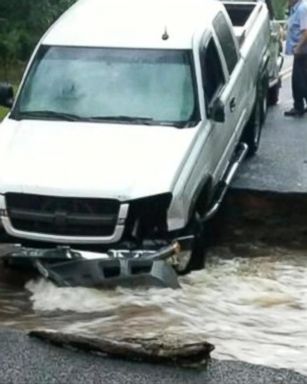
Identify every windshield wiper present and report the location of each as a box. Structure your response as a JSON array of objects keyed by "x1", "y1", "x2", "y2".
[
  {"x1": 15, "y1": 111, "x2": 196, "y2": 127},
  {"x1": 175, "y1": 120, "x2": 199, "y2": 128},
  {"x1": 88, "y1": 115, "x2": 191, "y2": 127},
  {"x1": 88, "y1": 115, "x2": 157, "y2": 125},
  {"x1": 16, "y1": 110, "x2": 82, "y2": 121}
]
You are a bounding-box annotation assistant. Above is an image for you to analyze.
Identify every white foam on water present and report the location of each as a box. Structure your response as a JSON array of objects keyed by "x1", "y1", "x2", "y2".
[{"x1": 25, "y1": 249, "x2": 307, "y2": 375}]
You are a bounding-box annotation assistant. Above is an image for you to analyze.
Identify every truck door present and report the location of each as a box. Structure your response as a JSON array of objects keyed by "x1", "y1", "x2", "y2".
[
  {"x1": 200, "y1": 35, "x2": 236, "y2": 182},
  {"x1": 213, "y1": 12, "x2": 248, "y2": 156}
]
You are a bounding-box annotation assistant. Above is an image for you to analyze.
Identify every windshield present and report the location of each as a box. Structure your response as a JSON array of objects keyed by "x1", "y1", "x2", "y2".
[{"x1": 14, "y1": 46, "x2": 199, "y2": 127}]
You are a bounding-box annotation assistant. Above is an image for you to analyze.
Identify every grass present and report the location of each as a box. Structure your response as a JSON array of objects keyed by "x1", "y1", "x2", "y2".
[
  {"x1": 0, "y1": 101, "x2": 13, "y2": 120},
  {"x1": 0, "y1": 107, "x2": 8, "y2": 121}
]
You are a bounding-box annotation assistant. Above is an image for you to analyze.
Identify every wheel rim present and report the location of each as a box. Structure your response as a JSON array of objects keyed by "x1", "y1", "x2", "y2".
[
  {"x1": 175, "y1": 250, "x2": 193, "y2": 272},
  {"x1": 262, "y1": 92, "x2": 268, "y2": 121},
  {"x1": 253, "y1": 98, "x2": 262, "y2": 148}
]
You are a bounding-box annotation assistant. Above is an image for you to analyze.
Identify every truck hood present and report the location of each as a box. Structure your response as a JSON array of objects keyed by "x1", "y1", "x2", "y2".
[{"x1": 0, "y1": 119, "x2": 197, "y2": 200}]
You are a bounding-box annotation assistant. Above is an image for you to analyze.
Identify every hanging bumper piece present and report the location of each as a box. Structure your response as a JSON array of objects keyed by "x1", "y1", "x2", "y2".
[{"x1": 1, "y1": 237, "x2": 194, "y2": 289}]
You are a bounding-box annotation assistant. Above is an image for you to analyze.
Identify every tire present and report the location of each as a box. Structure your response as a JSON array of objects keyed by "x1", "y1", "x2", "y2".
[
  {"x1": 176, "y1": 212, "x2": 211, "y2": 274},
  {"x1": 260, "y1": 78, "x2": 268, "y2": 125},
  {"x1": 242, "y1": 83, "x2": 264, "y2": 157},
  {"x1": 267, "y1": 78, "x2": 281, "y2": 106},
  {"x1": 187, "y1": 213, "x2": 207, "y2": 271}
]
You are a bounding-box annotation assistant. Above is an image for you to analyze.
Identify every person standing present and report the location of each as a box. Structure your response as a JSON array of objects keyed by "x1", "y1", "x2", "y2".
[{"x1": 284, "y1": 0, "x2": 307, "y2": 116}]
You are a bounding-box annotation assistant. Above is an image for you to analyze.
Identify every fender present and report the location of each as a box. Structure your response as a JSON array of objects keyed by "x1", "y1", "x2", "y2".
[{"x1": 187, "y1": 175, "x2": 214, "y2": 223}]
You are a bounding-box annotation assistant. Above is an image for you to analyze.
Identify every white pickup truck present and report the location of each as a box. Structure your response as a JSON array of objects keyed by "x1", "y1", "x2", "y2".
[
  {"x1": 0, "y1": 0, "x2": 280, "y2": 286},
  {"x1": 223, "y1": 0, "x2": 283, "y2": 104}
]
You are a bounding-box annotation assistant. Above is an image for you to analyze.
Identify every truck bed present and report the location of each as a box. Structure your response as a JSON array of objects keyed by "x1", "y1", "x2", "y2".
[{"x1": 222, "y1": 1, "x2": 262, "y2": 46}]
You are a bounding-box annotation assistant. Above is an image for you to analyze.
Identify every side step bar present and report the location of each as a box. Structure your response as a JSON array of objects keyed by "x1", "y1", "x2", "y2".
[{"x1": 202, "y1": 142, "x2": 248, "y2": 222}]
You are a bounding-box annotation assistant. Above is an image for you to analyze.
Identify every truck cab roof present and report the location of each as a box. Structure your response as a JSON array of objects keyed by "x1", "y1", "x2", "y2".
[{"x1": 43, "y1": 0, "x2": 226, "y2": 49}]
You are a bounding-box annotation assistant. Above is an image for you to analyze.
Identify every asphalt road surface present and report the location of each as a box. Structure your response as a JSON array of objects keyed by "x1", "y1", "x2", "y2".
[
  {"x1": 0, "y1": 329, "x2": 306, "y2": 384},
  {"x1": 1, "y1": 60, "x2": 307, "y2": 383},
  {"x1": 233, "y1": 56, "x2": 307, "y2": 193}
]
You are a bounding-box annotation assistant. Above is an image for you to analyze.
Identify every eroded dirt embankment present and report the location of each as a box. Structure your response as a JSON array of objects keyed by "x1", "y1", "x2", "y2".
[{"x1": 213, "y1": 191, "x2": 307, "y2": 251}]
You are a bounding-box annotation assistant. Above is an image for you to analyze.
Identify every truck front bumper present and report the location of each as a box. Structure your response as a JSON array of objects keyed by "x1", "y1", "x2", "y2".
[{"x1": 1, "y1": 237, "x2": 194, "y2": 289}]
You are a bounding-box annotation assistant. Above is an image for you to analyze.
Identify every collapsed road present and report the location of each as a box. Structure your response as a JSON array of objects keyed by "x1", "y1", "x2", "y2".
[{"x1": 1, "y1": 61, "x2": 307, "y2": 383}]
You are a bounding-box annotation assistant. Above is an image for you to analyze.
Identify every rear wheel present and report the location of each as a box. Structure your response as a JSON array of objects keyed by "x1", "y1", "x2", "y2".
[
  {"x1": 242, "y1": 81, "x2": 265, "y2": 157},
  {"x1": 267, "y1": 78, "x2": 281, "y2": 106},
  {"x1": 260, "y1": 78, "x2": 268, "y2": 124}
]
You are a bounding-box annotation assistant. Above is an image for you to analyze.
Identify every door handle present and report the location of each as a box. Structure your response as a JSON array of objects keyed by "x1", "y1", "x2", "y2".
[{"x1": 230, "y1": 98, "x2": 236, "y2": 112}]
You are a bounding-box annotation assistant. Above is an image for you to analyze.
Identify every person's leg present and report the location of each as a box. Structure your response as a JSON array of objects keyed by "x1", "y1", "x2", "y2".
[
  {"x1": 292, "y1": 55, "x2": 305, "y2": 112},
  {"x1": 302, "y1": 55, "x2": 307, "y2": 107},
  {"x1": 285, "y1": 55, "x2": 306, "y2": 116}
]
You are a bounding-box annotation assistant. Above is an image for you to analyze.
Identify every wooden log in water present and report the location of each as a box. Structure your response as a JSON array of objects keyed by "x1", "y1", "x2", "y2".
[{"x1": 29, "y1": 330, "x2": 214, "y2": 368}]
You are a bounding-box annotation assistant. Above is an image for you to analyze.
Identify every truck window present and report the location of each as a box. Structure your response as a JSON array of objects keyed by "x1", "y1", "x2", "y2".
[
  {"x1": 13, "y1": 46, "x2": 199, "y2": 127},
  {"x1": 213, "y1": 12, "x2": 239, "y2": 74},
  {"x1": 201, "y1": 38, "x2": 226, "y2": 106}
]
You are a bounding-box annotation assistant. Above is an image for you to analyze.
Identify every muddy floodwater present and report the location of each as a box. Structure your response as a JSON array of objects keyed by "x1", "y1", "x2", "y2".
[{"x1": 0, "y1": 192, "x2": 307, "y2": 376}]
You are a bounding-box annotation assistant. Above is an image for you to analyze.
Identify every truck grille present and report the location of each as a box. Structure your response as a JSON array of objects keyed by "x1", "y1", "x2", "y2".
[{"x1": 5, "y1": 193, "x2": 120, "y2": 237}]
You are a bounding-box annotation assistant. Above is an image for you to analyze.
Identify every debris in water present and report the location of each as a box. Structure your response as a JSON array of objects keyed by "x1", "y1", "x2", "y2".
[{"x1": 29, "y1": 330, "x2": 214, "y2": 368}]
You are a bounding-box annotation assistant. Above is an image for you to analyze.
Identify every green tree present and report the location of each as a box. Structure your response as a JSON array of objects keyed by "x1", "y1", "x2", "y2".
[
  {"x1": 272, "y1": 0, "x2": 288, "y2": 19},
  {"x1": 0, "y1": 0, "x2": 76, "y2": 79}
]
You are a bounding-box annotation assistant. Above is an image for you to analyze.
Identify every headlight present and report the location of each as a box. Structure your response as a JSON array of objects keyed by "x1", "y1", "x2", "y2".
[{"x1": 124, "y1": 193, "x2": 172, "y2": 240}]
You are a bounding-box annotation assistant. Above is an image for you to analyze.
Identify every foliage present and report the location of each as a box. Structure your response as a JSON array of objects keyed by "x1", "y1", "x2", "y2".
[
  {"x1": 0, "y1": 106, "x2": 7, "y2": 121},
  {"x1": 0, "y1": 84, "x2": 18, "y2": 120},
  {"x1": 0, "y1": 0, "x2": 76, "y2": 79},
  {"x1": 272, "y1": 0, "x2": 288, "y2": 20},
  {"x1": 0, "y1": 0, "x2": 289, "y2": 84}
]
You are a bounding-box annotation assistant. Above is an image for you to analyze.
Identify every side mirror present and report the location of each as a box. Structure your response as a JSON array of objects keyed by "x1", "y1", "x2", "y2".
[
  {"x1": 0, "y1": 83, "x2": 14, "y2": 109},
  {"x1": 210, "y1": 98, "x2": 225, "y2": 123}
]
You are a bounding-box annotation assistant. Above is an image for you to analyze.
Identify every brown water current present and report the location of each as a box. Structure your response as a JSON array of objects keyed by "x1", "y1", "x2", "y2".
[
  {"x1": 0, "y1": 193, "x2": 307, "y2": 375},
  {"x1": 0, "y1": 245, "x2": 307, "y2": 375}
]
